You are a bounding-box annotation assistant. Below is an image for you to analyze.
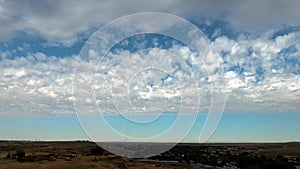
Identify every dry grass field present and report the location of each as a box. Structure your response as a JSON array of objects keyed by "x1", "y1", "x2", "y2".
[
  {"x1": 0, "y1": 141, "x2": 186, "y2": 169},
  {"x1": 0, "y1": 141, "x2": 299, "y2": 169},
  {"x1": 0, "y1": 155, "x2": 185, "y2": 169}
]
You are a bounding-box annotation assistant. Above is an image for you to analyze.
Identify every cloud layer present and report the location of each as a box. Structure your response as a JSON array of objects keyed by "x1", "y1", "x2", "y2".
[
  {"x1": 1, "y1": 29, "x2": 300, "y2": 116},
  {"x1": 1, "y1": 0, "x2": 300, "y2": 40}
]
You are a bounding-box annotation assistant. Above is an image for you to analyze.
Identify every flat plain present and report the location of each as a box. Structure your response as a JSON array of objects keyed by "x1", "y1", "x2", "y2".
[
  {"x1": 0, "y1": 141, "x2": 186, "y2": 169},
  {"x1": 0, "y1": 141, "x2": 299, "y2": 169}
]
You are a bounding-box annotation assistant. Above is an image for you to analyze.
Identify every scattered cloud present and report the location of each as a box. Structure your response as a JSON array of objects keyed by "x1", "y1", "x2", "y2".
[{"x1": 1, "y1": 29, "x2": 300, "y2": 117}]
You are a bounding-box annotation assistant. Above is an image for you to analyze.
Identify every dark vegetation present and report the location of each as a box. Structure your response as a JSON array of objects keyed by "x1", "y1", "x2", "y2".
[
  {"x1": 90, "y1": 146, "x2": 106, "y2": 156},
  {"x1": 149, "y1": 143, "x2": 299, "y2": 169}
]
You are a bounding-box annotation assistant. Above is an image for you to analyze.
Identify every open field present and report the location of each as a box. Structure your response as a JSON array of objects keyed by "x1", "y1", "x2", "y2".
[
  {"x1": 0, "y1": 141, "x2": 299, "y2": 169},
  {"x1": 0, "y1": 141, "x2": 185, "y2": 169}
]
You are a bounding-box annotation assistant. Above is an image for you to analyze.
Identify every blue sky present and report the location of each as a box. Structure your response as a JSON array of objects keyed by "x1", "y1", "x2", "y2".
[
  {"x1": 0, "y1": 0, "x2": 300, "y2": 143},
  {"x1": 1, "y1": 113, "x2": 299, "y2": 142}
]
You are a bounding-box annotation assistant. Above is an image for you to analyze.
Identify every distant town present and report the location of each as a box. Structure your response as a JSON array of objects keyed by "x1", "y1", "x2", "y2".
[{"x1": 147, "y1": 143, "x2": 300, "y2": 169}]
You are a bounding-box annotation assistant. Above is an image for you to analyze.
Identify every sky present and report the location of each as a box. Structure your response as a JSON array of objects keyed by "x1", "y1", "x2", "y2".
[{"x1": 0, "y1": 0, "x2": 300, "y2": 143}]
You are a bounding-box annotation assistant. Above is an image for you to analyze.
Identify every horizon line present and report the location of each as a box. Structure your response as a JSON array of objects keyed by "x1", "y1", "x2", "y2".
[{"x1": 1, "y1": 139, "x2": 299, "y2": 144}]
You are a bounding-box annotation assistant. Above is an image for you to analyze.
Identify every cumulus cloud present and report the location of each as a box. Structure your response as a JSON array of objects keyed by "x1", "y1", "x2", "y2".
[
  {"x1": 213, "y1": 30, "x2": 300, "y2": 113},
  {"x1": 1, "y1": 0, "x2": 300, "y2": 41},
  {"x1": 1, "y1": 29, "x2": 300, "y2": 117},
  {"x1": 0, "y1": 52, "x2": 76, "y2": 117}
]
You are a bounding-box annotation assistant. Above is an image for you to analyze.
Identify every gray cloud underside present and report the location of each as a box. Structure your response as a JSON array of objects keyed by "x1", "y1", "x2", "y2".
[{"x1": 1, "y1": 0, "x2": 300, "y2": 40}]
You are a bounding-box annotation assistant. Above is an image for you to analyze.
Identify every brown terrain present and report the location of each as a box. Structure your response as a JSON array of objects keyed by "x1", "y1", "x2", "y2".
[
  {"x1": 0, "y1": 141, "x2": 300, "y2": 169},
  {"x1": 0, "y1": 141, "x2": 185, "y2": 169}
]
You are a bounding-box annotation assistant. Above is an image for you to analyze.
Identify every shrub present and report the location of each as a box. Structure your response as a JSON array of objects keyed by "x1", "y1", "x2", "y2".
[
  {"x1": 5, "y1": 153, "x2": 11, "y2": 159},
  {"x1": 90, "y1": 146, "x2": 104, "y2": 155},
  {"x1": 14, "y1": 149, "x2": 25, "y2": 158}
]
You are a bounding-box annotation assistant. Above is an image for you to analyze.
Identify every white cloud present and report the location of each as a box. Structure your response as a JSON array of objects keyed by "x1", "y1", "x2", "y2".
[
  {"x1": 212, "y1": 31, "x2": 300, "y2": 113},
  {"x1": 1, "y1": 30, "x2": 300, "y2": 117},
  {"x1": 0, "y1": 52, "x2": 76, "y2": 117},
  {"x1": 15, "y1": 69, "x2": 26, "y2": 78}
]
